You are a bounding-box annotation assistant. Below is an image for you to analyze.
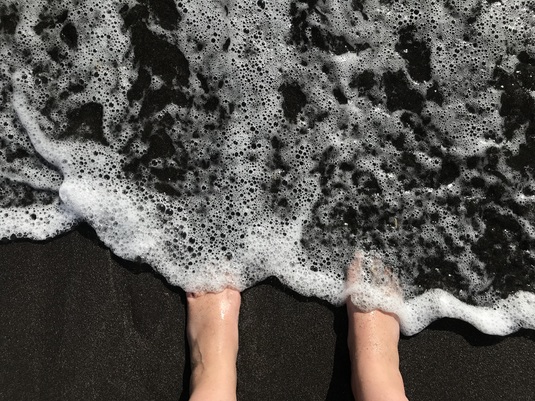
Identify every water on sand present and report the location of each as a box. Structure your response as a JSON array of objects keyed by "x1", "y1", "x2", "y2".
[{"x1": 1, "y1": 0, "x2": 535, "y2": 334}]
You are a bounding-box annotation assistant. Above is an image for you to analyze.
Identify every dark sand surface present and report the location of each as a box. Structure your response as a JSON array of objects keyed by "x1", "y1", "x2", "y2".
[{"x1": 1, "y1": 225, "x2": 535, "y2": 401}]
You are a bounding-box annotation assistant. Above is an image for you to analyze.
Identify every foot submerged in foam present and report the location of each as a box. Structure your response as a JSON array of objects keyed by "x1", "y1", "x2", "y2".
[
  {"x1": 186, "y1": 288, "x2": 241, "y2": 401},
  {"x1": 346, "y1": 252, "x2": 409, "y2": 401}
]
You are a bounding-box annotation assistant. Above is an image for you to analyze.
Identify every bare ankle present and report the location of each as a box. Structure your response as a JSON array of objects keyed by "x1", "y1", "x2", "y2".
[
  {"x1": 190, "y1": 387, "x2": 237, "y2": 401},
  {"x1": 186, "y1": 288, "x2": 241, "y2": 401},
  {"x1": 189, "y1": 365, "x2": 237, "y2": 401},
  {"x1": 347, "y1": 307, "x2": 406, "y2": 401},
  {"x1": 352, "y1": 362, "x2": 407, "y2": 400}
]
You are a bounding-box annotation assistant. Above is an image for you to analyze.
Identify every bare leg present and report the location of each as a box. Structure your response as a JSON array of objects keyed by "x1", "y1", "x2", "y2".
[
  {"x1": 186, "y1": 288, "x2": 241, "y2": 401},
  {"x1": 346, "y1": 252, "x2": 408, "y2": 401},
  {"x1": 347, "y1": 302, "x2": 408, "y2": 401}
]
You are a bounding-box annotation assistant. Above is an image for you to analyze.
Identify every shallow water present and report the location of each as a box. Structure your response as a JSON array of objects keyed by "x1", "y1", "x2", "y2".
[{"x1": 1, "y1": 0, "x2": 535, "y2": 335}]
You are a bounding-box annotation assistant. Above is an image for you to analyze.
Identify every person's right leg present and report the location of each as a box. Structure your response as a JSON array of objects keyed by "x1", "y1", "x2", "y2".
[
  {"x1": 186, "y1": 288, "x2": 241, "y2": 401},
  {"x1": 347, "y1": 303, "x2": 408, "y2": 401},
  {"x1": 345, "y1": 252, "x2": 408, "y2": 401}
]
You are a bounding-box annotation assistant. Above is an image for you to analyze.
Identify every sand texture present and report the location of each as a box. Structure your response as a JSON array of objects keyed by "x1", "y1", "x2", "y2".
[{"x1": 1, "y1": 226, "x2": 534, "y2": 401}]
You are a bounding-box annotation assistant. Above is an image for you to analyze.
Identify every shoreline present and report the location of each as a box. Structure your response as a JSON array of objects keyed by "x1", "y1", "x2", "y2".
[{"x1": 1, "y1": 226, "x2": 534, "y2": 400}]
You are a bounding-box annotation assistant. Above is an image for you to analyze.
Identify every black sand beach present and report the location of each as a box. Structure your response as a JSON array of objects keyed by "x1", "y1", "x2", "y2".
[
  {"x1": 1, "y1": 225, "x2": 534, "y2": 401},
  {"x1": 2, "y1": 2, "x2": 535, "y2": 400}
]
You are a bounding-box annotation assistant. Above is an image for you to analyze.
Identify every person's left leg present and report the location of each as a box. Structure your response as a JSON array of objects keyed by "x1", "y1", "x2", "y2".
[
  {"x1": 347, "y1": 303, "x2": 408, "y2": 401},
  {"x1": 186, "y1": 288, "x2": 241, "y2": 401},
  {"x1": 345, "y1": 252, "x2": 408, "y2": 401}
]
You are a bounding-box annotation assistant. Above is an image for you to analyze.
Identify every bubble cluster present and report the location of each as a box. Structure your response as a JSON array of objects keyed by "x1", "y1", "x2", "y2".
[{"x1": 1, "y1": 0, "x2": 535, "y2": 334}]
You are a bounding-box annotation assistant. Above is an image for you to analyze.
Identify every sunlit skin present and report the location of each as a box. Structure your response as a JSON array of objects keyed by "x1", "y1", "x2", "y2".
[
  {"x1": 186, "y1": 288, "x2": 241, "y2": 401},
  {"x1": 346, "y1": 305, "x2": 408, "y2": 401},
  {"x1": 346, "y1": 252, "x2": 408, "y2": 401},
  {"x1": 186, "y1": 253, "x2": 407, "y2": 401}
]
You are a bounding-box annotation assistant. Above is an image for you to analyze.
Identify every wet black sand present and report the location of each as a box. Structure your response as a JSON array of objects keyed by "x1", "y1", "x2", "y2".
[{"x1": 1, "y1": 225, "x2": 535, "y2": 401}]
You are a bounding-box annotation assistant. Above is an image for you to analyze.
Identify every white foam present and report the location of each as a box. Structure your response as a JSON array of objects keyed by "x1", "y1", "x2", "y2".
[{"x1": 1, "y1": 0, "x2": 535, "y2": 335}]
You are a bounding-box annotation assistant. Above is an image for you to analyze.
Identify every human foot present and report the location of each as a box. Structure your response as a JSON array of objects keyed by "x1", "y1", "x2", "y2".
[
  {"x1": 347, "y1": 305, "x2": 408, "y2": 401},
  {"x1": 186, "y1": 288, "x2": 241, "y2": 401},
  {"x1": 346, "y1": 253, "x2": 408, "y2": 401}
]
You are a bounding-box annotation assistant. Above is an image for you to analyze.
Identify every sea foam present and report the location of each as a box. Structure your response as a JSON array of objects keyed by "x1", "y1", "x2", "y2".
[{"x1": 1, "y1": 0, "x2": 535, "y2": 335}]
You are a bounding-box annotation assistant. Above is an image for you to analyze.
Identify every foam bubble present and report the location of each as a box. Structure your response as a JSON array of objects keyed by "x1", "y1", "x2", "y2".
[{"x1": 1, "y1": 0, "x2": 535, "y2": 334}]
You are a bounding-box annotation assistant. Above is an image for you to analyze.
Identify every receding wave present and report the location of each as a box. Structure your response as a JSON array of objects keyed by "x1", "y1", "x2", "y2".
[{"x1": 1, "y1": 0, "x2": 535, "y2": 335}]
